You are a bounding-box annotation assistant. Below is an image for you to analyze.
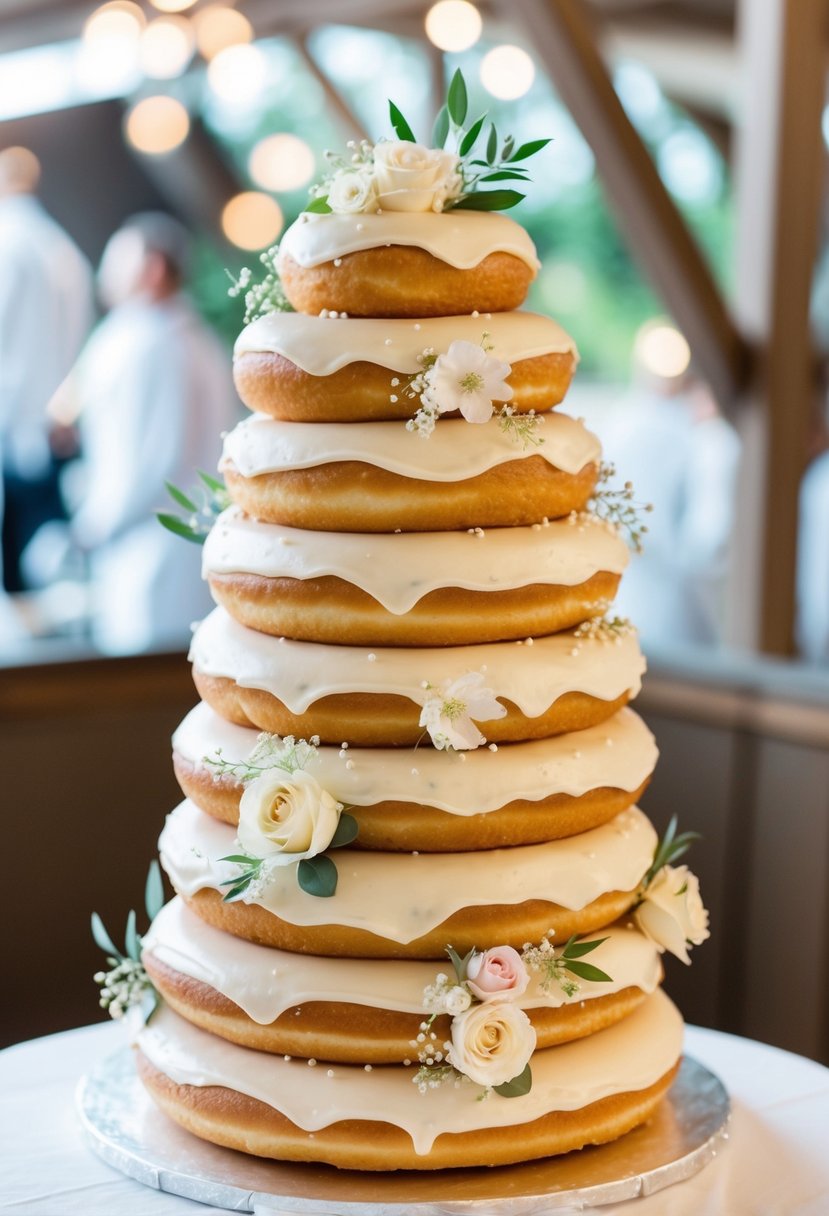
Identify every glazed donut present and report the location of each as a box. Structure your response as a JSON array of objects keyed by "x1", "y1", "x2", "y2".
[
  {"x1": 220, "y1": 410, "x2": 601, "y2": 533},
  {"x1": 233, "y1": 311, "x2": 577, "y2": 422},
  {"x1": 172, "y1": 703, "x2": 657, "y2": 851},
  {"x1": 277, "y1": 209, "x2": 539, "y2": 318}
]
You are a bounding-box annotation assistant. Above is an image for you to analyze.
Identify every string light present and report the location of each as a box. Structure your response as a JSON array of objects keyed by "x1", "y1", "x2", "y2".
[
  {"x1": 424, "y1": 1, "x2": 482, "y2": 53},
  {"x1": 149, "y1": 0, "x2": 197, "y2": 11},
  {"x1": 480, "y1": 45, "x2": 535, "y2": 100},
  {"x1": 207, "y1": 43, "x2": 266, "y2": 103},
  {"x1": 83, "y1": 1, "x2": 145, "y2": 44},
  {"x1": 139, "y1": 16, "x2": 195, "y2": 79},
  {"x1": 124, "y1": 95, "x2": 190, "y2": 154},
  {"x1": 194, "y1": 5, "x2": 253, "y2": 60},
  {"x1": 222, "y1": 191, "x2": 283, "y2": 249},
  {"x1": 248, "y1": 134, "x2": 315, "y2": 191},
  {"x1": 635, "y1": 321, "x2": 691, "y2": 379}
]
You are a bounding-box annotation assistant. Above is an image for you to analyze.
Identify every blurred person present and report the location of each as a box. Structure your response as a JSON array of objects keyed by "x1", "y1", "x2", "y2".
[
  {"x1": 68, "y1": 212, "x2": 238, "y2": 654},
  {"x1": 0, "y1": 146, "x2": 94, "y2": 595},
  {"x1": 600, "y1": 321, "x2": 740, "y2": 647}
]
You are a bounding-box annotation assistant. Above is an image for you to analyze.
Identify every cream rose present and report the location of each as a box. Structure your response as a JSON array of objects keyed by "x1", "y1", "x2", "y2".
[
  {"x1": 634, "y1": 864, "x2": 710, "y2": 965},
  {"x1": 448, "y1": 1001, "x2": 536, "y2": 1088},
  {"x1": 466, "y1": 946, "x2": 530, "y2": 1002},
  {"x1": 237, "y1": 769, "x2": 343, "y2": 865},
  {"x1": 327, "y1": 169, "x2": 377, "y2": 215},
  {"x1": 373, "y1": 140, "x2": 461, "y2": 212}
]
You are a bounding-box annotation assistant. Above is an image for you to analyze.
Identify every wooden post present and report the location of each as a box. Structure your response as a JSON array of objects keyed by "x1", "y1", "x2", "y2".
[
  {"x1": 730, "y1": 0, "x2": 827, "y2": 654},
  {"x1": 513, "y1": 0, "x2": 748, "y2": 410}
]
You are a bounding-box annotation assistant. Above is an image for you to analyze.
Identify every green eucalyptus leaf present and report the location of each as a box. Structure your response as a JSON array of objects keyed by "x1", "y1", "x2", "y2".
[
  {"x1": 493, "y1": 1063, "x2": 532, "y2": 1098},
  {"x1": 459, "y1": 113, "x2": 487, "y2": 156},
  {"x1": 564, "y1": 960, "x2": 613, "y2": 984},
  {"x1": 562, "y1": 936, "x2": 609, "y2": 960},
  {"x1": 142, "y1": 989, "x2": 161, "y2": 1024},
  {"x1": 124, "y1": 909, "x2": 140, "y2": 962},
  {"x1": 329, "y1": 812, "x2": 359, "y2": 849},
  {"x1": 389, "y1": 100, "x2": 416, "y2": 142},
  {"x1": 156, "y1": 513, "x2": 203, "y2": 544},
  {"x1": 447, "y1": 68, "x2": 468, "y2": 126},
  {"x1": 453, "y1": 189, "x2": 524, "y2": 211},
  {"x1": 477, "y1": 170, "x2": 530, "y2": 182},
  {"x1": 220, "y1": 854, "x2": 259, "y2": 866},
  {"x1": 165, "y1": 482, "x2": 197, "y2": 512},
  {"x1": 305, "y1": 196, "x2": 332, "y2": 214},
  {"x1": 197, "y1": 470, "x2": 226, "y2": 495},
  {"x1": 91, "y1": 912, "x2": 122, "y2": 961},
  {"x1": 501, "y1": 135, "x2": 515, "y2": 160},
  {"x1": 144, "y1": 861, "x2": 164, "y2": 922},
  {"x1": 432, "y1": 104, "x2": 450, "y2": 148},
  {"x1": 509, "y1": 137, "x2": 552, "y2": 162},
  {"x1": 222, "y1": 875, "x2": 253, "y2": 902},
  {"x1": 298, "y1": 854, "x2": 338, "y2": 898},
  {"x1": 486, "y1": 123, "x2": 498, "y2": 163}
]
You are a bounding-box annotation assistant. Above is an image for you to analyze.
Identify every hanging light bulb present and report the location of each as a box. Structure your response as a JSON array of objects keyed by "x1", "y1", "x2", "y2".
[
  {"x1": 424, "y1": 1, "x2": 482, "y2": 53},
  {"x1": 124, "y1": 95, "x2": 190, "y2": 155},
  {"x1": 480, "y1": 45, "x2": 535, "y2": 100},
  {"x1": 207, "y1": 43, "x2": 266, "y2": 103},
  {"x1": 248, "y1": 134, "x2": 315, "y2": 192},
  {"x1": 222, "y1": 191, "x2": 284, "y2": 249},
  {"x1": 139, "y1": 16, "x2": 195, "y2": 79},
  {"x1": 194, "y1": 5, "x2": 253, "y2": 60},
  {"x1": 149, "y1": 0, "x2": 197, "y2": 11}
]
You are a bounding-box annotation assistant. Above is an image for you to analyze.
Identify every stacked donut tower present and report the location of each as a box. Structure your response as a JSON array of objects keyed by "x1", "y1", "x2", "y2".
[{"x1": 136, "y1": 105, "x2": 708, "y2": 1171}]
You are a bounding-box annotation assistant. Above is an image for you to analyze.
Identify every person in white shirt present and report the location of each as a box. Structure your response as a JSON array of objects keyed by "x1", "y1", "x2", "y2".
[
  {"x1": 70, "y1": 212, "x2": 239, "y2": 654},
  {"x1": 0, "y1": 146, "x2": 93, "y2": 597}
]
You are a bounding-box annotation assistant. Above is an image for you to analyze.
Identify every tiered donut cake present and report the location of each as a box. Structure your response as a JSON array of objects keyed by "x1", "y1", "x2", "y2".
[{"x1": 136, "y1": 208, "x2": 686, "y2": 1170}]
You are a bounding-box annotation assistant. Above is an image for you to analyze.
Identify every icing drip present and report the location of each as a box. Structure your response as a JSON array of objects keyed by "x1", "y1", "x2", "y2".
[
  {"x1": 143, "y1": 897, "x2": 663, "y2": 1023},
  {"x1": 221, "y1": 410, "x2": 600, "y2": 481},
  {"x1": 159, "y1": 801, "x2": 657, "y2": 943},
  {"x1": 188, "y1": 608, "x2": 647, "y2": 717},
  {"x1": 173, "y1": 702, "x2": 658, "y2": 815},
  {"x1": 278, "y1": 210, "x2": 540, "y2": 272},
  {"x1": 136, "y1": 992, "x2": 683, "y2": 1153},
  {"x1": 202, "y1": 508, "x2": 629, "y2": 612},
  {"x1": 234, "y1": 310, "x2": 576, "y2": 374}
]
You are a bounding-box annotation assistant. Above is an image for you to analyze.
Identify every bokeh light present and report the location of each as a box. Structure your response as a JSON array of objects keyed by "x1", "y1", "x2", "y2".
[
  {"x1": 248, "y1": 133, "x2": 315, "y2": 191},
  {"x1": 194, "y1": 6, "x2": 253, "y2": 61},
  {"x1": 83, "y1": 1, "x2": 146, "y2": 44},
  {"x1": 81, "y1": 1, "x2": 144, "y2": 89},
  {"x1": 139, "y1": 17, "x2": 195, "y2": 79},
  {"x1": 150, "y1": 0, "x2": 197, "y2": 10},
  {"x1": 480, "y1": 45, "x2": 535, "y2": 100},
  {"x1": 635, "y1": 322, "x2": 691, "y2": 379},
  {"x1": 222, "y1": 191, "x2": 284, "y2": 249},
  {"x1": 124, "y1": 95, "x2": 190, "y2": 154},
  {"x1": 424, "y1": 1, "x2": 482, "y2": 53},
  {"x1": 207, "y1": 43, "x2": 266, "y2": 103}
]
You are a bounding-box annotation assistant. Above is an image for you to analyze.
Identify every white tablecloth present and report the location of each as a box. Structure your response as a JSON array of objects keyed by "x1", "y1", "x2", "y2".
[{"x1": 1, "y1": 1021, "x2": 828, "y2": 1216}]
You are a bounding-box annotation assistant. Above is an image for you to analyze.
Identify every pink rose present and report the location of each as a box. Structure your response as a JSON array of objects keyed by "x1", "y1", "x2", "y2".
[{"x1": 466, "y1": 946, "x2": 530, "y2": 1002}]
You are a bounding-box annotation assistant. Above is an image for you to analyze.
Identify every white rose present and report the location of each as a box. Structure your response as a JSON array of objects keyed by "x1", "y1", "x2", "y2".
[
  {"x1": 327, "y1": 169, "x2": 377, "y2": 215},
  {"x1": 237, "y1": 769, "x2": 343, "y2": 865},
  {"x1": 448, "y1": 1000, "x2": 536, "y2": 1088},
  {"x1": 634, "y1": 864, "x2": 710, "y2": 965},
  {"x1": 428, "y1": 339, "x2": 513, "y2": 424},
  {"x1": 373, "y1": 140, "x2": 461, "y2": 212}
]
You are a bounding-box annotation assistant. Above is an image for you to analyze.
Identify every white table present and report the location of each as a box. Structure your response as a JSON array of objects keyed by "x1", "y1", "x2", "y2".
[{"x1": 1, "y1": 1021, "x2": 828, "y2": 1216}]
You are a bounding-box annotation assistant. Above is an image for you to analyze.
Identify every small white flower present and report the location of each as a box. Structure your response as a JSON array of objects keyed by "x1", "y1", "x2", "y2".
[
  {"x1": 442, "y1": 984, "x2": 473, "y2": 1016},
  {"x1": 237, "y1": 769, "x2": 343, "y2": 864},
  {"x1": 634, "y1": 865, "x2": 710, "y2": 965},
  {"x1": 448, "y1": 1001, "x2": 536, "y2": 1089},
  {"x1": 427, "y1": 340, "x2": 513, "y2": 424},
  {"x1": 327, "y1": 168, "x2": 377, "y2": 215},
  {"x1": 419, "y1": 671, "x2": 507, "y2": 751}
]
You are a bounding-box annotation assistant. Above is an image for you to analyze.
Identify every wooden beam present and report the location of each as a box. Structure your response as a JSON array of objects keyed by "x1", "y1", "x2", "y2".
[
  {"x1": 513, "y1": 0, "x2": 748, "y2": 410},
  {"x1": 293, "y1": 36, "x2": 371, "y2": 144},
  {"x1": 728, "y1": 0, "x2": 827, "y2": 655}
]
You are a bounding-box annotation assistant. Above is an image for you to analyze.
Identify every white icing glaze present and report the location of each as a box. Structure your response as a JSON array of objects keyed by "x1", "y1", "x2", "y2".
[
  {"x1": 143, "y1": 898, "x2": 663, "y2": 1023},
  {"x1": 189, "y1": 608, "x2": 646, "y2": 717},
  {"x1": 221, "y1": 410, "x2": 600, "y2": 481},
  {"x1": 136, "y1": 991, "x2": 683, "y2": 1153},
  {"x1": 234, "y1": 310, "x2": 575, "y2": 374},
  {"x1": 202, "y1": 508, "x2": 629, "y2": 612},
  {"x1": 172, "y1": 702, "x2": 658, "y2": 815},
  {"x1": 278, "y1": 210, "x2": 540, "y2": 272},
  {"x1": 159, "y1": 801, "x2": 656, "y2": 943}
]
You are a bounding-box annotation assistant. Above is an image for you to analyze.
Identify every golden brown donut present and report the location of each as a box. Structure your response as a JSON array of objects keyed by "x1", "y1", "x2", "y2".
[
  {"x1": 233, "y1": 349, "x2": 576, "y2": 422},
  {"x1": 192, "y1": 670, "x2": 632, "y2": 747},
  {"x1": 280, "y1": 247, "x2": 533, "y2": 318},
  {"x1": 207, "y1": 570, "x2": 620, "y2": 647},
  {"x1": 173, "y1": 751, "x2": 649, "y2": 851},
  {"x1": 223, "y1": 456, "x2": 598, "y2": 533},
  {"x1": 136, "y1": 1051, "x2": 679, "y2": 1170},
  {"x1": 182, "y1": 885, "x2": 639, "y2": 960},
  {"x1": 144, "y1": 952, "x2": 653, "y2": 1062}
]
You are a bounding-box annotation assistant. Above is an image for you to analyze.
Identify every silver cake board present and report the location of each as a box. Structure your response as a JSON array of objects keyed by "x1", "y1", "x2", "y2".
[{"x1": 77, "y1": 1047, "x2": 729, "y2": 1214}]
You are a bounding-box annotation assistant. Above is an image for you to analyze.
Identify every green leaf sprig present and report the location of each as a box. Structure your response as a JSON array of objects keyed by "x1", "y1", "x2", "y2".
[
  {"x1": 219, "y1": 811, "x2": 359, "y2": 902},
  {"x1": 91, "y1": 861, "x2": 164, "y2": 1022},
  {"x1": 522, "y1": 932, "x2": 612, "y2": 998},
  {"x1": 588, "y1": 463, "x2": 654, "y2": 553},
  {"x1": 641, "y1": 815, "x2": 701, "y2": 892},
  {"x1": 157, "y1": 471, "x2": 230, "y2": 545}
]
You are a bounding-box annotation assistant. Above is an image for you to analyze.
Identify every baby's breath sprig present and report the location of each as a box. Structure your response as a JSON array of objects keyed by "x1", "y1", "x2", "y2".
[
  {"x1": 521, "y1": 932, "x2": 612, "y2": 999},
  {"x1": 498, "y1": 405, "x2": 545, "y2": 449},
  {"x1": 641, "y1": 815, "x2": 701, "y2": 894},
  {"x1": 91, "y1": 861, "x2": 164, "y2": 1023},
  {"x1": 204, "y1": 732, "x2": 321, "y2": 784},
  {"x1": 227, "y1": 243, "x2": 293, "y2": 323},
  {"x1": 573, "y1": 615, "x2": 636, "y2": 643},
  {"x1": 588, "y1": 462, "x2": 653, "y2": 552},
  {"x1": 156, "y1": 471, "x2": 230, "y2": 546}
]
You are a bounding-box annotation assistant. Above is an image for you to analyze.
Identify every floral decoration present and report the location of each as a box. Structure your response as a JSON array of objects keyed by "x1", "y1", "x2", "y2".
[
  {"x1": 633, "y1": 816, "x2": 710, "y2": 964},
  {"x1": 204, "y1": 733, "x2": 358, "y2": 900},
  {"x1": 306, "y1": 68, "x2": 550, "y2": 216},
  {"x1": 91, "y1": 861, "x2": 164, "y2": 1023},
  {"x1": 157, "y1": 471, "x2": 229, "y2": 546},
  {"x1": 418, "y1": 671, "x2": 506, "y2": 751},
  {"x1": 227, "y1": 243, "x2": 292, "y2": 323},
  {"x1": 521, "y1": 933, "x2": 612, "y2": 999}
]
